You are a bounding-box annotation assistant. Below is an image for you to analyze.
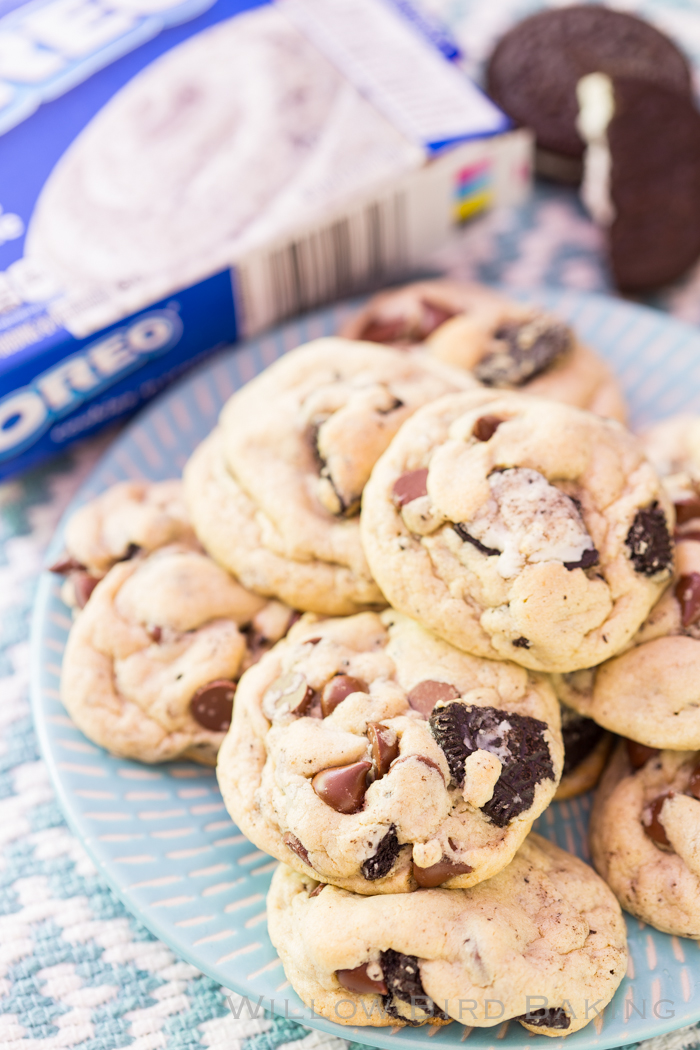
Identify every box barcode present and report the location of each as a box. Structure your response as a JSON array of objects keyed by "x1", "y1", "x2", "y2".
[{"x1": 235, "y1": 191, "x2": 408, "y2": 336}]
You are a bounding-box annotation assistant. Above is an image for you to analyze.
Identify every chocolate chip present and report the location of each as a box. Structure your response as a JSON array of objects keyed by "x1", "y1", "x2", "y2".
[
  {"x1": 474, "y1": 318, "x2": 572, "y2": 388},
  {"x1": 49, "y1": 553, "x2": 86, "y2": 575},
  {"x1": 626, "y1": 502, "x2": 673, "y2": 576},
  {"x1": 336, "y1": 964, "x2": 388, "y2": 995},
  {"x1": 321, "y1": 675, "x2": 368, "y2": 717},
  {"x1": 626, "y1": 739, "x2": 660, "y2": 769},
  {"x1": 147, "y1": 624, "x2": 162, "y2": 643},
  {"x1": 359, "y1": 300, "x2": 455, "y2": 346},
  {"x1": 430, "y1": 703, "x2": 555, "y2": 827},
  {"x1": 190, "y1": 680, "x2": 236, "y2": 732},
  {"x1": 407, "y1": 680, "x2": 460, "y2": 718},
  {"x1": 644, "y1": 794, "x2": 673, "y2": 847},
  {"x1": 676, "y1": 529, "x2": 700, "y2": 543},
  {"x1": 516, "y1": 1008, "x2": 571, "y2": 1030},
  {"x1": 360, "y1": 316, "x2": 411, "y2": 345},
  {"x1": 412, "y1": 856, "x2": 473, "y2": 887},
  {"x1": 312, "y1": 761, "x2": 371, "y2": 814},
  {"x1": 453, "y1": 522, "x2": 500, "y2": 557},
  {"x1": 392, "y1": 468, "x2": 428, "y2": 507},
  {"x1": 675, "y1": 497, "x2": 700, "y2": 524},
  {"x1": 473, "y1": 415, "x2": 504, "y2": 441},
  {"x1": 563, "y1": 547, "x2": 600, "y2": 571},
  {"x1": 73, "y1": 572, "x2": 99, "y2": 609},
  {"x1": 512, "y1": 636, "x2": 531, "y2": 649},
  {"x1": 687, "y1": 765, "x2": 700, "y2": 800},
  {"x1": 394, "y1": 754, "x2": 445, "y2": 781},
  {"x1": 117, "y1": 542, "x2": 141, "y2": 562},
  {"x1": 283, "y1": 831, "x2": 311, "y2": 866},
  {"x1": 561, "y1": 713, "x2": 605, "y2": 776},
  {"x1": 362, "y1": 824, "x2": 401, "y2": 881},
  {"x1": 419, "y1": 299, "x2": 456, "y2": 338},
  {"x1": 309, "y1": 882, "x2": 326, "y2": 897},
  {"x1": 676, "y1": 573, "x2": 700, "y2": 628},
  {"x1": 367, "y1": 723, "x2": 399, "y2": 777},
  {"x1": 262, "y1": 672, "x2": 315, "y2": 719}
]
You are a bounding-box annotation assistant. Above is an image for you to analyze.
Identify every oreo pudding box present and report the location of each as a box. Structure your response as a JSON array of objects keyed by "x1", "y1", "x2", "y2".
[{"x1": 0, "y1": 0, "x2": 532, "y2": 478}]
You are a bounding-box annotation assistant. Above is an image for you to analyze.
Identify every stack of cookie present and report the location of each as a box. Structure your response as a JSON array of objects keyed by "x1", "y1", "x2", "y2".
[{"x1": 58, "y1": 277, "x2": 700, "y2": 1034}]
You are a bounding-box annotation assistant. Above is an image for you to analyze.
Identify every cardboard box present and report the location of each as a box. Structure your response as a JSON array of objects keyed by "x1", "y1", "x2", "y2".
[{"x1": 0, "y1": 0, "x2": 532, "y2": 478}]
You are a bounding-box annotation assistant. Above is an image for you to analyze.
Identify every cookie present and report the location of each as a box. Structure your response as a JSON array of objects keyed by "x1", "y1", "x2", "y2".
[
  {"x1": 50, "y1": 480, "x2": 195, "y2": 609},
  {"x1": 639, "y1": 414, "x2": 700, "y2": 509},
  {"x1": 61, "y1": 544, "x2": 295, "y2": 765},
  {"x1": 361, "y1": 389, "x2": 673, "y2": 673},
  {"x1": 217, "y1": 609, "x2": 563, "y2": 895},
  {"x1": 591, "y1": 739, "x2": 700, "y2": 936},
  {"x1": 267, "y1": 833, "x2": 627, "y2": 1033},
  {"x1": 184, "y1": 338, "x2": 470, "y2": 615},
  {"x1": 486, "y1": 6, "x2": 691, "y2": 179},
  {"x1": 555, "y1": 702, "x2": 613, "y2": 802},
  {"x1": 577, "y1": 75, "x2": 700, "y2": 291},
  {"x1": 340, "y1": 280, "x2": 626, "y2": 421}
]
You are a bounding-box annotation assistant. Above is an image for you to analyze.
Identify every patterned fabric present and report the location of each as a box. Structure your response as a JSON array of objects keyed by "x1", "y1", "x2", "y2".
[{"x1": 4, "y1": 1, "x2": 700, "y2": 1046}]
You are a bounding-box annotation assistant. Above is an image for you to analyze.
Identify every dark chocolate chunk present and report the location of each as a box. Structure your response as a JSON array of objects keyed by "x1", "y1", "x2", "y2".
[
  {"x1": 430, "y1": 703, "x2": 555, "y2": 827},
  {"x1": 312, "y1": 761, "x2": 371, "y2": 814},
  {"x1": 675, "y1": 497, "x2": 700, "y2": 524},
  {"x1": 644, "y1": 794, "x2": 673, "y2": 847},
  {"x1": 49, "y1": 553, "x2": 86, "y2": 575},
  {"x1": 676, "y1": 573, "x2": 700, "y2": 628},
  {"x1": 412, "y1": 856, "x2": 473, "y2": 887},
  {"x1": 283, "y1": 832, "x2": 311, "y2": 866},
  {"x1": 486, "y1": 6, "x2": 692, "y2": 163},
  {"x1": 512, "y1": 636, "x2": 531, "y2": 649},
  {"x1": 189, "y1": 679, "x2": 236, "y2": 732},
  {"x1": 362, "y1": 825, "x2": 401, "y2": 881},
  {"x1": 473, "y1": 415, "x2": 503, "y2": 441},
  {"x1": 473, "y1": 318, "x2": 572, "y2": 388},
  {"x1": 367, "y1": 723, "x2": 399, "y2": 778},
  {"x1": 453, "y1": 522, "x2": 500, "y2": 557},
  {"x1": 407, "y1": 680, "x2": 460, "y2": 718},
  {"x1": 626, "y1": 739, "x2": 660, "y2": 769},
  {"x1": 561, "y1": 713, "x2": 605, "y2": 776},
  {"x1": 626, "y1": 502, "x2": 673, "y2": 576},
  {"x1": 563, "y1": 547, "x2": 599, "y2": 571},
  {"x1": 392, "y1": 469, "x2": 429, "y2": 507},
  {"x1": 516, "y1": 1007, "x2": 571, "y2": 1030},
  {"x1": 73, "y1": 572, "x2": 99, "y2": 609},
  {"x1": 336, "y1": 964, "x2": 387, "y2": 995},
  {"x1": 321, "y1": 674, "x2": 368, "y2": 717}
]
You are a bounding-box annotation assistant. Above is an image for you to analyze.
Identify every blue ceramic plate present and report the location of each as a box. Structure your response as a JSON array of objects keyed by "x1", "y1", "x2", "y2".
[{"x1": 31, "y1": 290, "x2": 700, "y2": 1050}]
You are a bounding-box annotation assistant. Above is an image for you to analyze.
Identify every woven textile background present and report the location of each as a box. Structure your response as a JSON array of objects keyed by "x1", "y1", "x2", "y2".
[{"x1": 5, "y1": 1, "x2": 700, "y2": 1047}]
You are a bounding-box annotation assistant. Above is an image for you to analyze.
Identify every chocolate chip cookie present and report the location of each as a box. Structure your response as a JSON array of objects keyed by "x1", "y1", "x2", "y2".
[
  {"x1": 361, "y1": 389, "x2": 673, "y2": 673},
  {"x1": 217, "y1": 609, "x2": 563, "y2": 894},
  {"x1": 50, "y1": 480, "x2": 196, "y2": 610},
  {"x1": 267, "y1": 833, "x2": 627, "y2": 1032},
  {"x1": 184, "y1": 338, "x2": 470, "y2": 615},
  {"x1": 340, "y1": 280, "x2": 626, "y2": 421},
  {"x1": 591, "y1": 739, "x2": 700, "y2": 936},
  {"x1": 61, "y1": 544, "x2": 295, "y2": 764}
]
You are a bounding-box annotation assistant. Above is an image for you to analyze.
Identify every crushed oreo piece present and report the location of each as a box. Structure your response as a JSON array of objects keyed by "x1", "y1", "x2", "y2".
[
  {"x1": 564, "y1": 547, "x2": 600, "y2": 571},
  {"x1": 516, "y1": 1007, "x2": 571, "y2": 1030},
  {"x1": 626, "y1": 502, "x2": 673, "y2": 576},
  {"x1": 453, "y1": 522, "x2": 500, "y2": 557},
  {"x1": 474, "y1": 317, "x2": 572, "y2": 388},
  {"x1": 430, "y1": 703, "x2": 554, "y2": 827},
  {"x1": 362, "y1": 825, "x2": 401, "y2": 881},
  {"x1": 379, "y1": 949, "x2": 447, "y2": 1024},
  {"x1": 561, "y1": 712, "x2": 605, "y2": 776}
]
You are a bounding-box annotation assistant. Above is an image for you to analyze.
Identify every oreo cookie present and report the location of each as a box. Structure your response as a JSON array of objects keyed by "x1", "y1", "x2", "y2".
[{"x1": 486, "y1": 6, "x2": 691, "y2": 180}]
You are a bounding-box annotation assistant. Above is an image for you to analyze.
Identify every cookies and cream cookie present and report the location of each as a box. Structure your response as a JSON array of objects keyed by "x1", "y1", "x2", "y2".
[
  {"x1": 184, "y1": 338, "x2": 470, "y2": 615},
  {"x1": 361, "y1": 390, "x2": 673, "y2": 673},
  {"x1": 267, "y1": 833, "x2": 627, "y2": 1033},
  {"x1": 61, "y1": 543, "x2": 295, "y2": 765},
  {"x1": 340, "y1": 280, "x2": 626, "y2": 421},
  {"x1": 555, "y1": 702, "x2": 613, "y2": 801},
  {"x1": 591, "y1": 739, "x2": 700, "y2": 936},
  {"x1": 217, "y1": 609, "x2": 563, "y2": 895},
  {"x1": 50, "y1": 480, "x2": 195, "y2": 609}
]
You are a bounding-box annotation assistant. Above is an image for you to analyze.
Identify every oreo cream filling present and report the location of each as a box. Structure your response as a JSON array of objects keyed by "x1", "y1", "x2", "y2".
[{"x1": 577, "y1": 73, "x2": 616, "y2": 226}]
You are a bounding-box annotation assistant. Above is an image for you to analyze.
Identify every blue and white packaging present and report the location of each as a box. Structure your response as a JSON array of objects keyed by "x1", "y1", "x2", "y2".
[{"x1": 0, "y1": 0, "x2": 532, "y2": 478}]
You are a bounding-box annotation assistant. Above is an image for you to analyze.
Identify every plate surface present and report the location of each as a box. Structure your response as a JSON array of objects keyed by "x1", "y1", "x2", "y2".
[{"x1": 31, "y1": 289, "x2": 700, "y2": 1050}]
